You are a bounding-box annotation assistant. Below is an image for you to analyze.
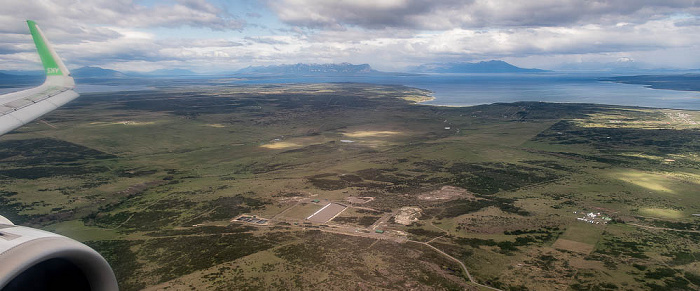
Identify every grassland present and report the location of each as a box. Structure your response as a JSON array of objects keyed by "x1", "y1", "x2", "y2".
[{"x1": 0, "y1": 83, "x2": 699, "y2": 290}]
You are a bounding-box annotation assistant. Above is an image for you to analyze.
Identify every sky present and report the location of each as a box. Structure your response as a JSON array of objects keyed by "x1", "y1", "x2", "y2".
[{"x1": 0, "y1": 0, "x2": 699, "y2": 73}]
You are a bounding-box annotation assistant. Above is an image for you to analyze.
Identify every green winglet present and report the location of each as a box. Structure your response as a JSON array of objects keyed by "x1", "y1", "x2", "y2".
[{"x1": 27, "y1": 20, "x2": 63, "y2": 76}]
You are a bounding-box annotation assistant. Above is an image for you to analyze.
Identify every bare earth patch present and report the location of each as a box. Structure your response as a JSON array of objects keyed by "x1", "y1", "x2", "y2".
[
  {"x1": 418, "y1": 186, "x2": 475, "y2": 201},
  {"x1": 395, "y1": 206, "x2": 422, "y2": 225},
  {"x1": 260, "y1": 141, "x2": 299, "y2": 149},
  {"x1": 260, "y1": 136, "x2": 328, "y2": 149},
  {"x1": 343, "y1": 130, "x2": 402, "y2": 138},
  {"x1": 205, "y1": 123, "x2": 226, "y2": 128}
]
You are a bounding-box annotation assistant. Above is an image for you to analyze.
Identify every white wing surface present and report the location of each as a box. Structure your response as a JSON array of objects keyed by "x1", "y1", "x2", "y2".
[{"x1": 0, "y1": 20, "x2": 79, "y2": 136}]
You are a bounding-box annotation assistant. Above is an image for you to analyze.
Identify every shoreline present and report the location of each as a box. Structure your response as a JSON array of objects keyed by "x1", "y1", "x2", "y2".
[{"x1": 3, "y1": 80, "x2": 699, "y2": 111}]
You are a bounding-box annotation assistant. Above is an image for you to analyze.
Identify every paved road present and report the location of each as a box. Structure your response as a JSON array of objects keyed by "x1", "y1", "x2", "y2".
[{"x1": 370, "y1": 211, "x2": 395, "y2": 230}]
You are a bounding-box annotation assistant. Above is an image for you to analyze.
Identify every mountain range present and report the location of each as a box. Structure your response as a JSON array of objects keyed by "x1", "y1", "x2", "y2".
[
  {"x1": 1, "y1": 61, "x2": 548, "y2": 80},
  {"x1": 128, "y1": 69, "x2": 198, "y2": 77},
  {"x1": 4, "y1": 61, "x2": 700, "y2": 80},
  {"x1": 70, "y1": 66, "x2": 129, "y2": 78},
  {"x1": 236, "y1": 62, "x2": 376, "y2": 75},
  {"x1": 412, "y1": 60, "x2": 549, "y2": 73}
]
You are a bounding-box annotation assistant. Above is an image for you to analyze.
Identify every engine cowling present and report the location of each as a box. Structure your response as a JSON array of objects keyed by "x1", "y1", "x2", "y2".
[{"x1": 0, "y1": 216, "x2": 118, "y2": 291}]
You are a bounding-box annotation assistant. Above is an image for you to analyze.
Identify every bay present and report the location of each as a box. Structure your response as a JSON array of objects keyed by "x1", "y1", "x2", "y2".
[{"x1": 233, "y1": 73, "x2": 700, "y2": 110}]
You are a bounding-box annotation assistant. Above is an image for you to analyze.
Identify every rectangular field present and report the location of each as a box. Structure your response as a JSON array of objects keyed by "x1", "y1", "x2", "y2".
[
  {"x1": 558, "y1": 223, "x2": 605, "y2": 245},
  {"x1": 552, "y1": 223, "x2": 605, "y2": 254},
  {"x1": 281, "y1": 203, "x2": 323, "y2": 220},
  {"x1": 307, "y1": 203, "x2": 348, "y2": 223}
]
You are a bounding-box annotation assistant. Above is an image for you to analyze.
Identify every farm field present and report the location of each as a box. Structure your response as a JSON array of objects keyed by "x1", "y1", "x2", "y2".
[{"x1": 1, "y1": 83, "x2": 699, "y2": 290}]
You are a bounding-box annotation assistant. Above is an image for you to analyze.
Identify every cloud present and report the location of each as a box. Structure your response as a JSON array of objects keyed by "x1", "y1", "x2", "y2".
[
  {"x1": 266, "y1": 0, "x2": 700, "y2": 30},
  {"x1": 244, "y1": 36, "x2": 289, "y2": 45},
  {"x1": 0, "y1": 0, "x2": 248, "y2": 70},
  {"x1": 7, "y1": 16, "x2": 700, "y2": 72},
  {"x1": 2, "y1": 0, "x2": 700, "y2": 72},
  {"x1": 0, "y1": 0, "x2": 245, "y2": 34}
]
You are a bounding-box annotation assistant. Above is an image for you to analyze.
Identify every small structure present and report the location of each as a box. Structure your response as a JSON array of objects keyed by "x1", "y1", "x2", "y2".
[
  {"x1": 575, "y1": 211, "x2": 611, "y2": 224},
  {"x1": 311, "y1": 199, "x2": 320, "y2": 203},
  {"x1": 375, "y1": 229, "x2": 384, "y2": 234},
  {"x1": 232, "y1": 215, "x2": 270, "y2": 226}
]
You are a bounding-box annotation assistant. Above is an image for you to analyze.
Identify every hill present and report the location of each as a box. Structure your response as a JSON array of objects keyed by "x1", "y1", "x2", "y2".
[
  {"x1": 71, "y1": 66, "x2": 128, "y2": 79},
  {"x1": 129, "y1": 69, "x2": 198, "y2": 77},
  {"x1": 414, "y1": 60, "x2": 549, "y2": 73},
  {"x1": 237, "y1": 62, "x2": 377, "y2": 75}
]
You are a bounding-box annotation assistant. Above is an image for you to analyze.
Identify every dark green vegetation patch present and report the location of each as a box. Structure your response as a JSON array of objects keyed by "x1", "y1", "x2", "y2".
[
  {"x1": 0, "y1": 190, "x2": 34, "y2": 224},
  {"x1": 0, "y1": 138, "x2": 116, "y2": 165},
  {"x1": 140, "y1": 232, "x2": 279, "y2": 282},
  {"x1": 0, "y1": 138, "x2": 116, "y2": 179},
  {"x1": 85, "y1": 240, "x2": 144, "y2": 291},
  {"x1": 428, "y1": 197, "x2": 529, "y2": 218},
  {"x1": 449, "y1": 162, "x2": 560, "y2": 195},
  {"x1": 535, "y1": 120, "x2": 700, "y2": 155}
]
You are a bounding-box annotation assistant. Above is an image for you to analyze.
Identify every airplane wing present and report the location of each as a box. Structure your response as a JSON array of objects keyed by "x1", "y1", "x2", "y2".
[
  {"x1": 0, "y1": 21, "x2": 118, "y2": 291},
  {"x1": 0, "y1": 20, "x2": 79, "y2": 136}
]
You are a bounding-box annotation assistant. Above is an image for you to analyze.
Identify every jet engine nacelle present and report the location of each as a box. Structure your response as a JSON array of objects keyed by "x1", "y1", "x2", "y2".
[{"x1": 0, "y1": 216, "x2": 118, "y2": 291}]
